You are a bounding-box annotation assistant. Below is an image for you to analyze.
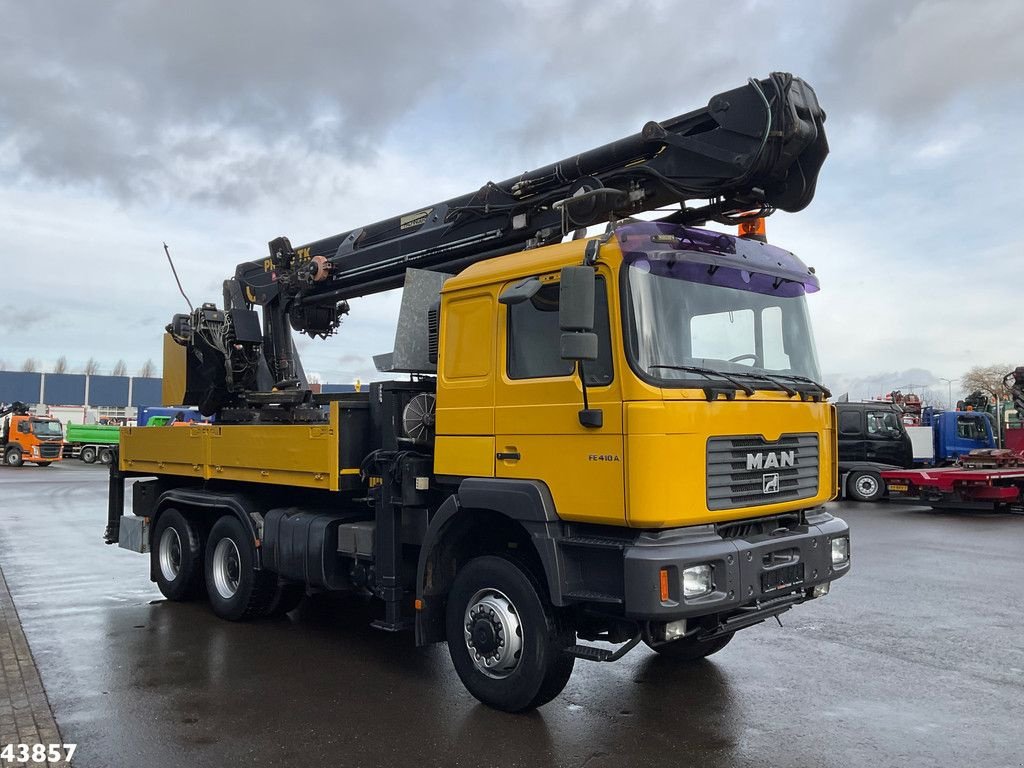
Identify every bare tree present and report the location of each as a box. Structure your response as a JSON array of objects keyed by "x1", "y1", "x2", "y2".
[
  {"x1": 961, "y1": 364, "x2": 1015, "y2": 402},
  {"x1": 83, "y1": 357, "x2": 101, "y2": 375},
  {"x1": 53, "y1": 355, "x2": 68, "y2": 374},
  {"x1": 112, "y1": 359, "x2": 128, "y2": 376},
  {"x1": 138, "y1": 359, "x2": 157, "y2": 378},
  {"x1": 21, "y1": 358, "x2": 39, "y2": 372}
]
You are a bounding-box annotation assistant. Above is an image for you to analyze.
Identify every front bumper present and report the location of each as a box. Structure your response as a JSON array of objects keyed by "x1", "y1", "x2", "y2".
[{"x1": 621, "y1": 509, "x2": 849, "y2": 620}]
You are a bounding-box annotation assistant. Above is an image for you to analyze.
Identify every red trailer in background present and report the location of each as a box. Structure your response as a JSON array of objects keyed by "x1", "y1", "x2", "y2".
[
  {"x1": 1007, "y1": 428, "x2": 1024, "y2": 454},
  {"x1": 882, "y1": 450, "x2": 1024, "y2": 513}
]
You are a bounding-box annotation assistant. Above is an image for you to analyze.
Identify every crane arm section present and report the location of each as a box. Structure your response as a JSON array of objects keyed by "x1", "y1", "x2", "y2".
[{"x1": 169, "y1": 72, "x2": 828, "y2": 415}]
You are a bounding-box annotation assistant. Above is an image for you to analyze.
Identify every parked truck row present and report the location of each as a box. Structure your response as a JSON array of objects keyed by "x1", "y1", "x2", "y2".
[
  {"x1": 0, "y1": 404, "x2": 205, "y2": 466},
  {"x1": 835, "y1": 400, "x2": 997, "y2": 502}
]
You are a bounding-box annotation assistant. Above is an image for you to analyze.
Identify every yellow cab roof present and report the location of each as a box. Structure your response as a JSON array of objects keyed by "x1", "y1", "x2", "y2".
[{"x1": 440, "y1": 235, "x2": 624, "y2": 294}]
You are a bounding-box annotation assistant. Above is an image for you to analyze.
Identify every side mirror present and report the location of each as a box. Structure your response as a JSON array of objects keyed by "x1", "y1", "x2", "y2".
[
  {"x1": 559, "y1": 266, "x2": 597, "y2": 363},
  {"x1": 559, "y1": 266, "x2": 595, "y2": 332},
  {"x1": 559, "y1": 265, "x2": 602, "y2": 428}
]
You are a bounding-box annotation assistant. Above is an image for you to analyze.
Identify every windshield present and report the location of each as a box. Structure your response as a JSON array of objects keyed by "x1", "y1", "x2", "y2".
[
  {"x1": 624, "y1": 255, "x2": 822, "y2": 386},
  {"x1": 31, "y1": 420, "x2": 63, "y2": 437}
]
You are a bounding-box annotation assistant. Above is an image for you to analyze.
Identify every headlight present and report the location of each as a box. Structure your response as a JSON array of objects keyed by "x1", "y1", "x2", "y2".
[
  {"x1": 682, "y1": 564, "x2": 713, "y2": 598},
  {"x1": 831, "y1": 536, "x2": 850, "y2": 566}
]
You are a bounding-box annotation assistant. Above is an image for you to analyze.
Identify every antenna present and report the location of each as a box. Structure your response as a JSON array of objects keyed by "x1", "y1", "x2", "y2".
[{"x1": 163, "y1": 242, "x2": 194, "y2": 313}]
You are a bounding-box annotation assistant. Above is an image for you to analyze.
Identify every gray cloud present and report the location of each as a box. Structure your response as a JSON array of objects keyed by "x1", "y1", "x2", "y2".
[
  {"x1": 0, "y1": 0, "x2": 508, "y2": 204},
  {"x1": 7, "y1": 0, "x2": 1019, "y2": 211}
]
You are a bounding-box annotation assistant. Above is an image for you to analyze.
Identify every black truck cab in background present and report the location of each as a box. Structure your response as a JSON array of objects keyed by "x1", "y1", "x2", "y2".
[{"x1": 835, "y1": 401, "x2": 913, "y2": 502}]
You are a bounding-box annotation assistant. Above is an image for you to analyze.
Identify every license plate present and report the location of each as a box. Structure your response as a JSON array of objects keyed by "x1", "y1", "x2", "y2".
[
  {"x1": 761, "y1": 563, "x2": 804, "y2": 593},
  {"x1": 888, "y1": 483, "x2": 909, "y2": 492}
]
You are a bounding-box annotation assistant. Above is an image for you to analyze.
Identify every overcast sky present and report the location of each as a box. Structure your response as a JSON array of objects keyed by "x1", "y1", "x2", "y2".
[{"x1": 1, "y1": 0, "x2": 1021, "y2": 400}]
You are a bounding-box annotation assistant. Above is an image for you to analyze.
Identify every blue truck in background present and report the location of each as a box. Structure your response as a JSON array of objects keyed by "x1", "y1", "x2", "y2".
[{"x1": 908, "y1": 408, "x2": 997, "y2": 465}]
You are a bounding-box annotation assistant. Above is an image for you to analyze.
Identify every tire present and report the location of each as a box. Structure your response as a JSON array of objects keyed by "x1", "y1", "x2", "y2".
[
  {"x1": 4, "y1": 448, "x2": 23, "y2": 467},
  {"x1": 80, "y1": 446, "x2": 97, "y2": 464},
  {"x1": 98, "y1": 448, "x2": 113, "y2": 465},
  {"x1": 645, "y1": 632, "x2": 734, "y2": 661},
  {"x1": 446, "y1": 556, "x2": 575, "y2": 712},
  {"x1": 204, "y1": 515, "x2": 275, "y2": 621},
  {"x1": 266, "y1": 582, "x2": 305, "y2": 617},
  {"x1": 848, "y1": 470, "x2": 884, "y2": 502},
  {"x1": 152, "y1": 509, "x2": 205, "y2": 601}
]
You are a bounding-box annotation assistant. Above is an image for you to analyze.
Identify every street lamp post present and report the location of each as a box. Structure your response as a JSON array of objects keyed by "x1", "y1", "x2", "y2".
[{"x1": 938, "y1": 378, "x2": 954, "y2": 410}]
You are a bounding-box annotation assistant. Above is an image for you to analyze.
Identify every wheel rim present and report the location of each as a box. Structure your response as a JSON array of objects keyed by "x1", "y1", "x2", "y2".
[
  {"x1": 158, "y1": 527, "x2": 183, "y2": 582},
  {"x1": 463, "y1": 588, "x2": 524, "y2": 679},
  {"x1": 212, "y1": 537, "x2": 242, "y2": 599},
  {"x1": 856, "y1": 475, "x2": 879, "y2": 497},
  {"x1": 6, "y1": 452, "x2": 18, "y2": 465}
]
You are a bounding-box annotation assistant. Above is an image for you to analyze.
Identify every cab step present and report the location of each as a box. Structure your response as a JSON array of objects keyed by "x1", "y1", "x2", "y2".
[{"x1": 565, "y1": 633, "x2": 641, "y2": 662}]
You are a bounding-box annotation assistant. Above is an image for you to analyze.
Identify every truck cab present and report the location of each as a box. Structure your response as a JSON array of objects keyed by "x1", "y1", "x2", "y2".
[
  {"x1": 834, "y1": 402, "x2": 913, "y2": 501},
  {"x1": 1, "y1": 413, "x2": 64, "y2": 466},
  {"x1": 931, "y1": 410, "x2": 996, "y2": 462}
]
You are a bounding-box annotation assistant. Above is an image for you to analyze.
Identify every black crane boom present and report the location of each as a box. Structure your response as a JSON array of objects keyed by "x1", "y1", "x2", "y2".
[{"x1": 170, "y1": 72, "x2": 828, "y2": 416}]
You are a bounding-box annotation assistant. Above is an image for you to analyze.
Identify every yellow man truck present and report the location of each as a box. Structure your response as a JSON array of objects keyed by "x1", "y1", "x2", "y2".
[{"x1": 105, "y1": 72, "x2": 850, "y2": 711}]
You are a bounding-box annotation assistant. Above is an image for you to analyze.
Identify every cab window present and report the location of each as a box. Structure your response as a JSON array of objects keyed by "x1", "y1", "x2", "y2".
[
  {"x1": 507, "y1": 278, "x2": 613, "y2": 385},
  {"x1": 867, "y1": 410, "x2": 901, "y2": 437},
  {"x1": 838, "y1": 410, "x2": 862, "y2": 435},
  {"x1": 956, "y1": 416, "x2": 986, "y2": 440}
]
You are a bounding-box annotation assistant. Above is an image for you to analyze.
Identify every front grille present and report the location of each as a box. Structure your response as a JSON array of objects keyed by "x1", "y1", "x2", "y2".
[
  {"x1": 707, "y1": 434, "x2": 818, "y2": 510},
  {"x1": 39, "y1": 443, "x2": 61, "y2": 459}
]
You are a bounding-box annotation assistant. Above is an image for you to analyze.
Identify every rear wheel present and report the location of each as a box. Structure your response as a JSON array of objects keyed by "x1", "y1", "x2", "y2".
[
  {"x1": 80, "y1": 446, "x2": 97, "y2": 464},
  {"x1": 204, "y1": 515, "x2": 275, "y2": 621},
  {"x1": 446, "y1": 556, "x2": 575, "y2": 712},
  {"x1": 645, "y1": 632, "x2": 734, "y2": 661},
  {"x1": 152, "y1": 509, "x2": 205, "y2": 601},
  {"x1": 848, "y1": 471, "x2": 884, "y2": 502},
  {"x1": 4, "y1": 448, "x2": 23, "y2": 467},
  {"x1": 98, "y1": 448, "x2": 113, "y2": 465}
]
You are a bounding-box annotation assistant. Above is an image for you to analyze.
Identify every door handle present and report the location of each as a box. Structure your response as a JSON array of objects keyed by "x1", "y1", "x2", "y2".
[{"x1": 496, "y1": 451, "x2": 521, "y2": 461}]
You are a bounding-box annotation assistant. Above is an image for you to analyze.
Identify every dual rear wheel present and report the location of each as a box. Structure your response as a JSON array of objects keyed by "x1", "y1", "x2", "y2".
[{"x1": 151, "y1": 510, "x2": 303, "y2": 618}]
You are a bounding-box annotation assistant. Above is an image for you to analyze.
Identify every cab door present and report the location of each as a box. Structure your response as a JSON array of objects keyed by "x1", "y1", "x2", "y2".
[{"x1": 493, "y1": 272, "x2": 625, "y2": 525}]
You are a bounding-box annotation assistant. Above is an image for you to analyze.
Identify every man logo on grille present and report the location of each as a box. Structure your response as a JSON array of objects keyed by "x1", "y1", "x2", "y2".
[
  {"x1": 763, "y1": 473, "x2": 780, "y2": 494},
  {"x1": 746, "y1": 451, "x2": 795, "y2": 470}
]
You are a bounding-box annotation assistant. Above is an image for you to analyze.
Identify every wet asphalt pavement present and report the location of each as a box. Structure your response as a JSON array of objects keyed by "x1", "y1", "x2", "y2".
[{"x1": 0, "y1": 462, "x2": 1021, "y2": 768}]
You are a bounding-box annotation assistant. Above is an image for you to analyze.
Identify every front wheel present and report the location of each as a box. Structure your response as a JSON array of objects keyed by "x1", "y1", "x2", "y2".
[
  {"x1": 645, "y1": 632, "x2": 733, "y2": 661},
  {"x1": 848, "y1": 470, "x2": 884, "y2": 502},
  {"x1": 446, "y1": 556, "x2": 575, "y2": 712},
  {"x1": 4, "y1": 448, "x2": 23, "y2": 467}
]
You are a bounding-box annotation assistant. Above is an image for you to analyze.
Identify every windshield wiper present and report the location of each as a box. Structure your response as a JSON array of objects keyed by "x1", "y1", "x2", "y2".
[
  {"x1": 773, "y1": 373, "x2": 831, "y2": 398},
  {"x1": 649, "y1": 365, "x2": 755, "y2": 396},
  {"x1": 725, "y1": 370, "x2": 800, "y2": 397}
]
